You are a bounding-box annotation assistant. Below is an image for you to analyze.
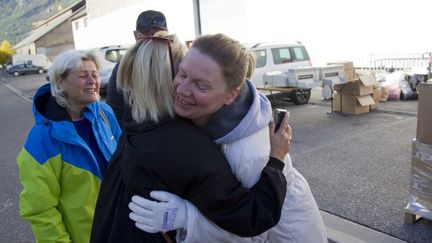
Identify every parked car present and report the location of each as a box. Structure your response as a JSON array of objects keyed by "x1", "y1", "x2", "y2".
[
  {"x1": 246, "y1": 41, "x2": 313, "y2": 105},
  {"x1": 8, "y1": 63, "x2": 47, "y2": 76},
  {"x1": 93, "y1": 45, "x2": 130, "y2": 96}
]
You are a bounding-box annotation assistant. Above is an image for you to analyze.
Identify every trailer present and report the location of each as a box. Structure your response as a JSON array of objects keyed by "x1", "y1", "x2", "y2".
[{"x1": 257, "y1": 65, "x2": 347, "y2": 105}]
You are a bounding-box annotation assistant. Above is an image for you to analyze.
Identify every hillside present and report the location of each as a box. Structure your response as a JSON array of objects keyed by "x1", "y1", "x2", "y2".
[{"x1": 0, "y1": 0, "x2": 78, "y2": 45}]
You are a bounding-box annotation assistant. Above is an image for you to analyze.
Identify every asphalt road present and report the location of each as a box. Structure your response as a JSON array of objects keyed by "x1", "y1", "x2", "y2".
[
  {"x1": 1, "y1": 69, "x2": 431, "y2": 242},
  {"x1": 0, "y1": 70, "x2": 43, "y2": 242},
  {"x1": 272, "y1": 91, "x2": 432, "y2": 243}
]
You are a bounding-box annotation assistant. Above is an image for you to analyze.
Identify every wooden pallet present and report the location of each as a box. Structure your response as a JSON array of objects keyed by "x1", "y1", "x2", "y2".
[{"x1": 404, "y1": 209, "x2": 428, "y2": 224}]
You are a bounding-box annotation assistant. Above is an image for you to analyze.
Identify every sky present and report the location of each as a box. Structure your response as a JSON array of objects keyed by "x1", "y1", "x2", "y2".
[{"x1": 197, "y1": 0, "x2": 432, "y2": 67}]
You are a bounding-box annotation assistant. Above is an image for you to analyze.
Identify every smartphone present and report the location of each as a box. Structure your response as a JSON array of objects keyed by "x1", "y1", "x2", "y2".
[{"x1": 274, "y1": 108, "x2": 289, "y2": 132}]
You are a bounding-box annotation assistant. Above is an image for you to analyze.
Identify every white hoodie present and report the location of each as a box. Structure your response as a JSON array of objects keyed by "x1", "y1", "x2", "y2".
[{"x1": 176, "y1": 80, "x2": 327, "y2": 243}]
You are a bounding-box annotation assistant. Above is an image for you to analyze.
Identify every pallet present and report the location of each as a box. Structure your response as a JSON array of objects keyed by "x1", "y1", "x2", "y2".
[{"x1": 404, "y1": 211, "x2": 422, "y2": 224}]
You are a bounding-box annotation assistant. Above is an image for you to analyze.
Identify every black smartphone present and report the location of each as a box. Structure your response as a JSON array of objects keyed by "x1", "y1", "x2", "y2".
[{"x1": 274, "y1": 108, "x2": 288, "y2": 132}]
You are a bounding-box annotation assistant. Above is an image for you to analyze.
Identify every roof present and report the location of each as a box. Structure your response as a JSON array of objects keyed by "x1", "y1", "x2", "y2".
[{"x1": 14, "y1": 1, "x2": 86, "y2": 49}]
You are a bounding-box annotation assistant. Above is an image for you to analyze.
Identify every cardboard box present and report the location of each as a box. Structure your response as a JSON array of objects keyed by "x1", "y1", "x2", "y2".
[
  {"x1": 341, "y1": 94, "x2": 374, "y2": 115},
  {"x1": 417, "y1": 83, "x2": 432, "y2": 144},
  {"x1": 327, "y1": 61, "x2": 354, "y2": 70},
  {"x1": 333, "y1": 92, "x2": 341, "y2": 112},
  {"x1": 380, "y1": 86, "x2": 389, "y2": 102},
  {"x1": 334, "y1": 74, "x2": 378, "y2": 96},
  {"x1": 370, "y1": 87, "x2": 382, "y2": 110},
  {"x1": 327, "y1": 61, "x2": 355, "y2": 81}
]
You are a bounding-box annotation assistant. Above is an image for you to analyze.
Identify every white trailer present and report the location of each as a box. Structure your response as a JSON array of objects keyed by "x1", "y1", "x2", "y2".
[{"x1": 260, "y1": 65, "x2": 346, "y2": 104}]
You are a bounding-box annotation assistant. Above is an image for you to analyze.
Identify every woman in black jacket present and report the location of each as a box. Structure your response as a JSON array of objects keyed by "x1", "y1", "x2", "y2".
[{"x1": 90, "y1": 32, "x2": 291, "y2": 243}]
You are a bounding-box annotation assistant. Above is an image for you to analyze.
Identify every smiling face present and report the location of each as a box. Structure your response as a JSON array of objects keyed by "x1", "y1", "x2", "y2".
[
  {"x1": 59, "y1": 60, "x2": 100, "y2": 112},
  {"x1": 173, "y1": 48, "x2": 239, "y2": 127}
]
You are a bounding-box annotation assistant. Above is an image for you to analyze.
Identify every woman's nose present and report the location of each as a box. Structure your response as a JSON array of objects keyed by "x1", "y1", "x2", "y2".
[
  {"x1": 88, "y1": 75, "x2": 97, "y2": 84},
  {"x1": 175, "y1": 78, "x2": 191, "y2": 96}
]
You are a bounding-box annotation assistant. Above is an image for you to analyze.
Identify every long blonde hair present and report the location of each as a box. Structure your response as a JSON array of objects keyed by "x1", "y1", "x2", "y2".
[{"x1": 117, "y1": 31, "x2": 186, "y2": 123}]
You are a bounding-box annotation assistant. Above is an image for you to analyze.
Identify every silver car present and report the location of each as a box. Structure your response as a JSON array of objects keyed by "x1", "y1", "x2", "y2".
[{"x1": 95, "y1": 45, "x2": 130, "y2": 97}]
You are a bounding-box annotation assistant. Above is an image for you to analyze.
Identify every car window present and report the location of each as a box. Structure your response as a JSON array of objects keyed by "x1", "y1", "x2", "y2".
[
  {"x1": 105, "y1": 49, "x2": 128, "y2": 63},
  {"x1": 271, "y1": 47, "x2": 292, "y2": 65},
  {"x1": 292, "y1": 46, "x2": 309, "y2": 61},
  {"x1": 251, "y1": 50, "x2": 267, "y2": 68}
]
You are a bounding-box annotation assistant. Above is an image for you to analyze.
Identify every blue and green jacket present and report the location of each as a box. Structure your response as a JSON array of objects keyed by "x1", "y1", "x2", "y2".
[{"x1": 17, "y1": 83, "x2": 121, "y2": 243}]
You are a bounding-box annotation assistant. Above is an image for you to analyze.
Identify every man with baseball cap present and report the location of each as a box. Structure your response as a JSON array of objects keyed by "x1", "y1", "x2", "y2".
[
  {"x1": 106, "y1": 10, "x2": 168, "y2": 127},
  {"x1": 134, "y1": 10, "x2": 167, "y2": 39}
]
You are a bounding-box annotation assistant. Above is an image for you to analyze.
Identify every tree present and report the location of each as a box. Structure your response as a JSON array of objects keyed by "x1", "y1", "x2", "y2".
[{"x1": 0, "y1": 40, "x2": 15, "y2": 65}]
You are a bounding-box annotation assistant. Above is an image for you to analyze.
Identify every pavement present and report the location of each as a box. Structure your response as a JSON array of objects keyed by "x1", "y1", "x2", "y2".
[
  {"x1": 2, "y1": 71, "x2": 431, "y2": 243},
  {"x1": 287, "y1": 87, "x2": 430, "y2": 243},
  {"x1": 322, "y1": 211, "x2": 406, "y2": 243}
]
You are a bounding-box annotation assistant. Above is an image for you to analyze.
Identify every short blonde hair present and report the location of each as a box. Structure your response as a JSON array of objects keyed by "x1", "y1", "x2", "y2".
[
  {"x1": 48, "y1": 50, "x2": 102, "y2": 108},
  {"x1": 117, "y1": 31, "x2": 186, "y2": 123}
]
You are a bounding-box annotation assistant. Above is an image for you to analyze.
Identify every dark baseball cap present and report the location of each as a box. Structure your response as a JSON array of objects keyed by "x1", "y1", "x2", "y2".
[{"x1": 136, "y1": 10, "x2": 168, "y2": 34}]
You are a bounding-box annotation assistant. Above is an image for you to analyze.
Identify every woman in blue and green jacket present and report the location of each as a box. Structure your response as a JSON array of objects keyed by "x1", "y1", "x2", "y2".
[{"x1": 17, "y1": 50, "x2": 121, "y2": 243}]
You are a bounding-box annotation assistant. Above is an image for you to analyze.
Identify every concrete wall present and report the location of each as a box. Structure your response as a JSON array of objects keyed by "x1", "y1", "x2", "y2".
[
  {"x1": 15, "y1": 43, "x2": 36, "y2": 55},
  {"x1": 36, "y1": 20, "x2": 75, "y2": 61}
]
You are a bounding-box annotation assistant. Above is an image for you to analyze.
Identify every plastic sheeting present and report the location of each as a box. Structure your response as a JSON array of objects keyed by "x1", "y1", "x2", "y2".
[{"x1": 405, "y1": 139, "x2": 432, "y2": 220}]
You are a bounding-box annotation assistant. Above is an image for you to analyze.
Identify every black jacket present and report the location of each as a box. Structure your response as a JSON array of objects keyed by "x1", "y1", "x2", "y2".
[
  {"x1": 90, "y1": 117, "x2": 287, "y2": 242},
  {"x1": 105, "y1": 63, "x2": 131, "y2": 129}
]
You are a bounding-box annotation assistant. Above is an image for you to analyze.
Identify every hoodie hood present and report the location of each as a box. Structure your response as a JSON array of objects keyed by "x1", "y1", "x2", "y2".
[
  {"x1": 33, "y1": 83, "x2": 71, "y2": 124},
  {"x1": 204, "y1": 80, "x2": 272, "y2": 145},
  {"x1": 32, "y1": 83, "x2": 100, "y2": 124}
]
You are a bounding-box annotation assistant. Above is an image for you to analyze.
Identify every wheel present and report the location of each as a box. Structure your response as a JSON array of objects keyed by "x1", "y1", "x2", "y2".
[
  {"x1": 291, "y1": 88, "x2": 311, "y2": 105},
  {"x1": 38, "y1": 69, "x2": 44, "y2": 74},
  {"x1": 13, "y1": 71, "x2": 19, "y2": 76}
]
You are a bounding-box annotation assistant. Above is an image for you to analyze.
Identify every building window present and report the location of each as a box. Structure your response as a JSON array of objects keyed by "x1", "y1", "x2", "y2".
[
  {"x1": 75, "y1": 21, "x2": 80, "y2": 30},
  {"x1": 84, "y1": 17, "x2": 88, "y2": 27}
]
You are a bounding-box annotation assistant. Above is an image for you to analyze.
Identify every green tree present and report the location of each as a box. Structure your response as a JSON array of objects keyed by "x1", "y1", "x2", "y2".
[{"x1": 0, "y1": 40, "x2": 15, "y2": 65}]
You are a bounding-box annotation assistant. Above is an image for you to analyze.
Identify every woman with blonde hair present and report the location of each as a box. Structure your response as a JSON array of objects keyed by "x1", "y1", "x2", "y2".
[
  {"x1": 90, "y1": 31, "x2": 292, "y2": 242},
  {"x1": 129, "y1": 33, "x2": 327, "y2": 242},
  {"x1": 17, "y1": 50, "x2": 121, "y2": 243}
]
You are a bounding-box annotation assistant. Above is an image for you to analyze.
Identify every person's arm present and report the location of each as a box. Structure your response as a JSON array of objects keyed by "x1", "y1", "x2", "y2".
[
  {"x1": 17, "y1": 139, "x2": 71, "y2": 242},
  {"x1": 128, "y1": 157, "x2": 286, "y2": 237},
  {"x1": 125, "y1": 145, "x2": 286, "y2": 237},
  {"x1": 128, "y1": 115, "x2": 292, "y2": 239},
  {"x1": 178, "y1": 118, "x2": 292, "y2": 241}
]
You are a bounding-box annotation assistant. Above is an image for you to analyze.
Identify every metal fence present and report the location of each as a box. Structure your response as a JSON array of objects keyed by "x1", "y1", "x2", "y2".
[{"x1": 367, "y1": 52, "x2": 432, "y2": 71}]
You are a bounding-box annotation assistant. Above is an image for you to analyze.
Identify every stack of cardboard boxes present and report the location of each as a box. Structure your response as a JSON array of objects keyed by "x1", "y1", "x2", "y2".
[
  {"x1": 405, "y1": 83, "x2": 432, "y2": 223},
  {"x1": 332, "y1": 74, "x2": 381, "y2": 115}
]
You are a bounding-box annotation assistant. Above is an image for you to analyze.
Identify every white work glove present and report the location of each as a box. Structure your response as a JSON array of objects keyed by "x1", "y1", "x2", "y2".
[{"x1": 128, "y1": 191, "x2": 187, "y2": 233}]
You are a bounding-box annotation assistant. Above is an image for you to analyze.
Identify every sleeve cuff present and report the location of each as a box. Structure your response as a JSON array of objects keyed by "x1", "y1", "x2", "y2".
[{"x1": 267, "y1": 157, "x2": 285, "y2": 171}]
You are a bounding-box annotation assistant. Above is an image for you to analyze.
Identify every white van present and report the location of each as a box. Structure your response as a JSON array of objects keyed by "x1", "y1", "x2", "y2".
[
  {"x1": 7, "y1": 54, "x2": 51, "y2": 71},
  {"x1": 246, "y1": 41, "x2": 313, "y2": 104},
  {"x1": 246, "y1": 41, "x2": 312, "y2": 87}
]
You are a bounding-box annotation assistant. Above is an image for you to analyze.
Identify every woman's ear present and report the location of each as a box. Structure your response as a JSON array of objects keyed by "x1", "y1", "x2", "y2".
[
  {"x1": 223, "y1": 87, "x2": 240, "y2": 105},
  {"x1": 57, "y1": 79, "x2": 63, "y2": 90}
]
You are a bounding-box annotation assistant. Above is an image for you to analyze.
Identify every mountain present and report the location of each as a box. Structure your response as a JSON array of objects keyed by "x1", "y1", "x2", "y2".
[{"x1": 0, "y1": 0, "x2": 78, "y2": 45}]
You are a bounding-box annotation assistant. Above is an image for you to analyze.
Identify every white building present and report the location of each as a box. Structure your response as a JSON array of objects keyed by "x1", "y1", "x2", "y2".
[
  {"x1": 73, "y1": 0, "x2": 200, "y2": 49},
  {"x1": 71, "y1": 0, "x2": 265, "y2": 50}
]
